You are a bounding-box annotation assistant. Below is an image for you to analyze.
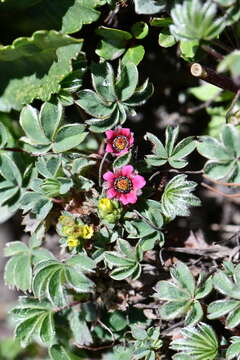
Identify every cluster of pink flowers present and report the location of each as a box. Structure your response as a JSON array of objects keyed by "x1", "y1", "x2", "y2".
[{"x1": 103, "y1": 127, "x2": 146, "y2": 205}]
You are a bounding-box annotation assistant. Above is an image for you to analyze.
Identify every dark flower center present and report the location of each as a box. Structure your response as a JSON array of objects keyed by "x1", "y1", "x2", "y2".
[
  {"x1": 112, "y1": 135, "x2": 129, "y2": 152},
  {"x1": 114, "y1": 176, "x2": 133, "y2": 194}
]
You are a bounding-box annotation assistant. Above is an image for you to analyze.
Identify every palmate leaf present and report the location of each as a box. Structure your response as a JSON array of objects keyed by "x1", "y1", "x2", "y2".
[
  {"x1": 226, "y1": 337, "x2": 240, "y2": 360},
  {"x1": 105, "y1": 239, "x2": 143, "y2": 281},
  {"x1": 125, "y1": 200, "x2": 164, "y2": 251},
  {"x1": 208, "y1": 264, "x2": 240, "y2": 328},
  {"x1": 161, "y1": 175, "x2": 201, "y2": 219},
  {"x1": 75, "y1": 61, "x2": 153, "y2": 132},
  {"x1": 0, "y1": 30, "x2": 83, "y2": 112},
  {"x1": 4, "y1": 239, "x2": 53, "y2": 292},
  {"x1": 155, "y1": 262, "x2": 212, "y2": 326},
  {"x1": 170, "y1": 323, "x2": 219, "y2": 360},
  {"x1": 20, "y1": 101, "x2": 88, "y2": 154},
  {"x1": 170, "y1": 0, "x2": 225, "y2": 41},
  {"x1": 145, "y1": 126, "x2": 196, "y2": 168},
  {"x1": 197, "y1": 124, "x2": 240, "y2": 183},
  {"x1": 32, "y1": 254, "x2": 95, "y2": 307},
  {"x1": 49, "y1": 344, "x2": 82, "y2": 360},
  {"x1": 11, "y1": 297, "x2": 56, "y2": 347}
]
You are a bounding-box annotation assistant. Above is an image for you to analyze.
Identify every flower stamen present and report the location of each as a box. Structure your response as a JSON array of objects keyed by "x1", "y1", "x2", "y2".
[
  {"x1": 114, "y1": 176, "x2": 133, "y2": 194},
  {"x1": 112, "y1": 135, "x2": 129, "y2": 152}
]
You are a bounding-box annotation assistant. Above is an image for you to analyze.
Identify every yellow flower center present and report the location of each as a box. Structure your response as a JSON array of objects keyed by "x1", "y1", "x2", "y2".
[
  {"x1": 112, "y1": 135, "x2": 129, "y2": 152},
  {"x1": 114, "y1": 176, "x2": 132, "y2": 194}
]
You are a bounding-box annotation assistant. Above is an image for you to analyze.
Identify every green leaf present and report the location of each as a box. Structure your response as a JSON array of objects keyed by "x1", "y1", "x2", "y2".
[
  {"x1": 53, "y1": 124, "x2": 88, "y2": 153},
  {"x1": 113, "y1": 151, "x2": 132, "y2": 169},
  {"x1": 0, "y1": 30, "x2": 83, "y2": 112},
  {"x1": 33, "y1": 256, "x2": 94, "y2": 306},
  {"x1": 171, "y1": 262, "x2": 195, "y2": 296},
  {"x1": 11, "y1": 297, "x2": 55, "y2": 347},
  {"x1": 161, "y1": 174, "x2": 201, "y2": 219},
  {"x1": 171, "y1": 323, "x2": 219, "y2": 360},
  {"x1": 170, "y1": 0, "x2": 225, "y2": 41},
  {"x1": 131, "y1": 22, "x2": 149, "y2": 39},
  {"x1": 68, "y1": 309, "x2": 93, "y2": 346},
  {"x1": 40, "y1": 100, "x2": 63, "y2": 141},
  {"x1": 91, "y1": 62, "x2": 116, "y2": 102},
  {"x1": 20, "y1": 106, "x2": 50, "y2": 145},
  {"x1": 115, "y1": 62, "x2": 139, "y2": 102},
  {"x1": 133, "y1": 0, "x2": 166, "y2": 14},
  {"x1": 180, "y1": 40, "x2": 199, "y2": 61},
  {"x1": 49, "y1": 344, "x2": 81, "y2": 360},
  {"x1": 4, "y1": 241, "x2": 32, "y2": 292},
  {"x1": 208, "y1": 299, "x2": 240, "y2": 319},
  {"x1": 75, "y1": 90, "x2": 115, "y2": 118},
  {"x1": 159, "y1": 31, "x2": 176, "y2": 48},
  {"x1": 226, "y1": 337, "x2": 240, "y2": 360},
  {"x1": 122, "y1": 45, "x2": 145, "y2": 66},
  {"x1": 95, "y1": 26, "x2": 131, "y2": 61}
]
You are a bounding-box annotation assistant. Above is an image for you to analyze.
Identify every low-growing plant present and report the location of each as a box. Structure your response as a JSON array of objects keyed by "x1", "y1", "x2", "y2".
[{"x1": 1, "y1": 0, "x2": 240, "y2": 359}]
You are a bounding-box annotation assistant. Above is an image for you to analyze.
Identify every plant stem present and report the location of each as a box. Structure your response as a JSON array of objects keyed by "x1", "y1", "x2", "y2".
[
  {"x1": 201, "y1": 45, "x2": 224, "y2": 61},
  {"x1": 98, "y1": 152, "x2": 108, "y2": 187},
  {"x1": 190, "y1": 63, "x2": 239, "y2": 93}
]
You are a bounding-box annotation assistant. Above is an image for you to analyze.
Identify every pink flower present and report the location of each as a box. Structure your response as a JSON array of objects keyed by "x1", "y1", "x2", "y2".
[
  {"x1": 103, "y1": 165, "x2": 146, "y2": 205},
  {"x1": 105, "y1": 127, "x2": 134, "y2": 156}
]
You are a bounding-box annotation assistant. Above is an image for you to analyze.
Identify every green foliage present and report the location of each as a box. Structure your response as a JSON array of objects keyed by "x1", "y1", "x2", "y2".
[
  {"x1": 76, "y1": 61, "x2": 153, "y2": 132},
  {"x1": 105, "y1": 239, "x2": 143, "y2": 280},
  {"x1": 11, "y1": 297, "x2": 56, "y2": 347},
  {"x1": 160, "y1": 175, "x2": 201, "y2": 219},
  {"x1": 170, "y1": 0, "x2": 225, "y2": 41},
  {"x1": 170, "y1": 323, "x2": 219, "y2": 360},
  {"x1": 124, "y1": 199, "x2": 164, "y2": 250},
  {"x1": 155, "y1": 262, "x2": 212, "y2": 325},
  {"x1": 208, "y1": 263, "x2": 240, "y2": 328},
  {"x1": 226, "y1": 337, "x2": 240, "y2": 360},
  {"x1": 2, "y1": 0, "x2": 240, "y2": 358},
  {"x1": 132, "y1": 326, "x2": 163, "y2": 360},
  {"x1": 133, "y1": 0, "x2": 166, "y2": 14},
  {"x1": 197, "y1": 124, "x2": 240, "y2": 182},
  {"x1": 4, "y1": 239, "x2": 53, "y2": 292},
  {"x1": 20, "y1": 101, "x2": 87, "y2": 154},
  {"x1": 145, "y1": 126, "x2": 196, "y2": 168},
  {"x1": 33, "y1": 254, "x2": 95, "y2": 306},
  {"x1": 0, "y1": 31, "x2": 83, "y2": 112}
]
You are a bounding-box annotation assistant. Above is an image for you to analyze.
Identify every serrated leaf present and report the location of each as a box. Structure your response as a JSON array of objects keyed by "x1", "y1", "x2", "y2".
[{"x1": 0, "y1": 30, "x2": 83, "y2": 112}]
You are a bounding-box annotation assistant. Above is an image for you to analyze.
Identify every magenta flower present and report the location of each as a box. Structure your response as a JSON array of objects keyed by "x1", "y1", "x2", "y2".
[
  {"x1": 103, "y1": 165, "x2": 146, "y2": 205},
  {"x1": 105, "y1": 127, "x2": 134, "y2": 156}
]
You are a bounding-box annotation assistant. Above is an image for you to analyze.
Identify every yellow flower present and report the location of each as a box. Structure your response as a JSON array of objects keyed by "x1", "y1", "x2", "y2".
[
  {"x1": 98, "y1": 198, "x2": 113, "y2": 213},
  {"x1": 58, "y1": 215, "x2": 75, "y2": 227},
  {"x1": 71, "y1": 225, "x2": 84, "y2": 238},
  {"x1": 62, "y1": 226, "x2": 74, "y2": 236},
  {"x1": 81, "y1": 225, "x2": 94, "y2": 239},
  {"x1": 67, "y1": 236, "x2": 80, "y2": 248}
]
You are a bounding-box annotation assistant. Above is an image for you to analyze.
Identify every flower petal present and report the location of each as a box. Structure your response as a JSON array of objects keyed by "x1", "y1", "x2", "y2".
[
  {"x1": 107, "y1": 188, "x2": 117, "y2": 198},
  {"x1": 121, "y1": 165, "x2": 134, "y2": 177},
  {"x1": 129, "y1": 133, "x2": 134, "y2": 146},
  {"x1": 105, "y1": 130, "x2": 115, "y2": 140},
  {"x1": 132, "y1": 175, "x2": 146, "y2": 190},
  {"x1": 106, "y1": 143, "x2": 114, "y2": 153},
  {"x1": 115, "y1": 149, "x2": 128, "y2": 157},
  {"x1": 125, "y1": 192, "x2": 138, "y2": 204},
  {"x1": 103, "y1": 171, "x2": 115, "y2": 182},
  {"x1": 120, "y1": 128, "x2": 131, "y2": 137}
]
